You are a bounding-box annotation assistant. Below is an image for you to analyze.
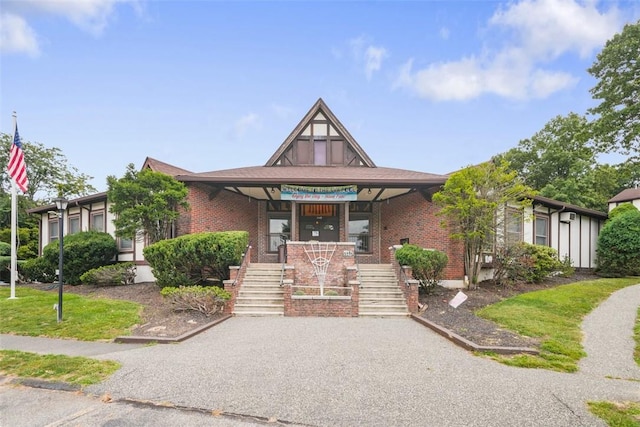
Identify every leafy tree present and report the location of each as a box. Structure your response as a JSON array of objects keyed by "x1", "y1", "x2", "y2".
[
  {"x1": 596, "y1": 208, "x2": 640, "y2": 277},
  {"x1": 107, "y1": 164, "x2": 189, "y2": 244},
  {"x1": 588, "y1": 20, "x2": 640, "y2": 158},
  {"x1": 501, "y1": 113, "x2": 638, "y2": 211},
  {"x1": 0, "y1": 133, "x2": 96, "y2": 202},
  {"x1": 0, "y1": 133, "x2": 96, "y2": 260},
  {"x1": 433, "y1": 159, "x2": 533, "y2": 287}
]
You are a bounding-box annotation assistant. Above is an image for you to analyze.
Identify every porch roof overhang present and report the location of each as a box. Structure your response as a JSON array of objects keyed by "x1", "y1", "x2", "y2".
[{"x1": 176, "y1": 166, "x2": 448, "y2": 202}]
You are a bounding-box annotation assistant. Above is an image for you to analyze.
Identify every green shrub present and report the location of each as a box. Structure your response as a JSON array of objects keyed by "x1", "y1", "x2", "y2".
[
  {"x1": 143, "y1": 231, "x2": 249, "y2": 288},
  {"x1": 395, "y1": 244, "x2": 448, "y2": 291},
  {"x1": 596, "y1": 208, "x2": 640, "y2": 277},
  {"x1": 0, "y1": 227, "x2": 39, "y2": 260},
  {"x1": 493, "y1": 242, "x2": 564, "y2": 285},
  {"x1": 324, "y1": 290, "x2": 339, "y2": 296},
  {"x1": 293, "y1": 290, "x2": 306, "y2": 296},
  {"x1": 80, "y1": 262, "x2": 136, "y2": 286},
  {"x1": 0, "y1": 242, "x2": 11, "y2": 256},
  {"x1": 19, "y1": 257, "x2": 56, "y2": 283},
  {"x1": 42, "y1": 231, "x2": 118, "y2": 285},
  {"x1": 160, "y1": 285, "x2": 232, "y2": 316},
  {"x1": 607, "y1": 202, "x2": 638, "y2": 221}
]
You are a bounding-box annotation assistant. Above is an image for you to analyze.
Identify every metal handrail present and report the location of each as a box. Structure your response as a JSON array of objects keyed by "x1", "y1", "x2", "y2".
[
  {"x1": 231, "y1": 243, "x2": 251, "y2": 287},
  {"x1": 353, "y1": 247, "x2": 361, "y2": 288},
  {"x1": 397, "y1": 260, "x2": 411, "y2": 287},
  {"x1": 279, "y1": 236, "x2": 288, "y2": 287}
]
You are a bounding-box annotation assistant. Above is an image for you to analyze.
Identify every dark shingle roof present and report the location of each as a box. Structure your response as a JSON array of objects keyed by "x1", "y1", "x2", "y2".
[
  {"x1": 176, "y1": 166, "x2": 448, "y2": 187},
  {"x1": 609, "y1": 188, "x2": 640, "y2": 203},
  {"x1": 143, "y1": 157, "x2": 192, "y2": 176}
]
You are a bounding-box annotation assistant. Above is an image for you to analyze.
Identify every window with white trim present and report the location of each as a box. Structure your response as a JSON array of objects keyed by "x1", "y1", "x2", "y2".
[
  {"x1": 90, "y1": 211, "x2": 105, "y2": 232},
  {"x1": 49, "y1": 220, "x2": 59, "y2": 243},
  {"x1": 68, "y1": 215, "x2": 80, "y2": 235},
  {"x1": 505, "y1": 209, "x2": 523, "y2": 246},
  {"x1": 535, "y1": 216, "x2": 549, "y2": 246},
  {"x1": 118, "y1": 237, "x2": 133, "y2": 251}
]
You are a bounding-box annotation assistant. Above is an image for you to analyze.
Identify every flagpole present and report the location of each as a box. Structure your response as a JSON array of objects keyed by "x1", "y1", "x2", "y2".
[{"x1": 9, "y1": 113, "x2": 18, "y2": 299}]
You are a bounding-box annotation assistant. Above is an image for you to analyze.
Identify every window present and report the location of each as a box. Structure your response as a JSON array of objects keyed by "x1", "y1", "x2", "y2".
[
  {"x1": 49, "y1": 220, "x2": 59, "y2": 243},
  {"x1": 314, "y1": 139, "x2": 327, "y2": 165},
  {"x1": 349, "y1": 214, "x2": 371, "y2": 253},
  {"x1": 90, "y1": 211, "x2": 105, "y2": 232},
  {"x1": 68, "y1": 215, "x2": 80, "y2": 235},
  {"x1": 535, "y1": 216, "x2": 549, "y2": 246},
  {"x1": 505, "y1": 209, "x2": 523, "y2": 246},
  {"x1": 119, "y1": 237, "x2": 133, "y2": 251},
  {"x1": 268, "y1": 216, "x2": 290, "y2": 252}
]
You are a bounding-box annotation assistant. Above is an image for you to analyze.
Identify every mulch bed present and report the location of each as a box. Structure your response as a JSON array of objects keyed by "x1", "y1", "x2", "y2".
[{"x1": 24, "y1": 272, "x2": 598, "y2": 346}]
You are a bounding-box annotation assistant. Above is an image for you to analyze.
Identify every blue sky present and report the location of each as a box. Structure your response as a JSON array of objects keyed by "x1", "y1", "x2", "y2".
[{"x1": 2, "y1": 0, "x2": 639, "y2": 192}]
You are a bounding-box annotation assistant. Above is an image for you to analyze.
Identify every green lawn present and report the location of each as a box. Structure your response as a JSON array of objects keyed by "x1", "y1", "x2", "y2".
[
  {"x1": 477, "y1": 277, "x2": 640, "y2": 372},
  {"x1": 0, "y1": 349, "x2": 120, "y2": 386},
  {"x1": 588, "y1": 401, "x2": 640, "y2": 427},
  {"x1": 0, "y1": 286, "x2": 141, "y2": 341}
]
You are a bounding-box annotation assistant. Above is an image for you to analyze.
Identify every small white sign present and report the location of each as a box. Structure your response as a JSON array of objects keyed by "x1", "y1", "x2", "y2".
[{"x1": 449, "y1": 291, "x2": 468, "y2": 308}]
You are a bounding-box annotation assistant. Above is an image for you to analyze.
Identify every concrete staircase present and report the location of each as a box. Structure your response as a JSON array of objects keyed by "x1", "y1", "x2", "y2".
[
  {"x1": 233, "y1": 263, "x2": 284, "y2": 316},
  {"x1": 358, "y1": 264, "x2": 409, "y2": 317}
]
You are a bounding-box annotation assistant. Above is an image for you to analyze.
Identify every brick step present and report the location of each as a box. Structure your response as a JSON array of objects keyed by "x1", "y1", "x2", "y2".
[
  {"x1": 237, "y1": 298, "x2": 283, "y2": 304},
  {"x1": 240, "y1": 288, "x2": 282, "y2": 293},
  {"x1": 359, "y1": 311, "x2": 410, "y2": 317},
  {"x1": 241, "y1": 282, "x2": 282, "y2": 287},
  {"x1": 233, "y1": 303, "x2": 284, "y2": 313},
  {"x1": 359, "y1": 294, "x2": 404, "y2": 305},
  {"x1": 233, "y1": 311, "x2": 284, "y2": 317}
]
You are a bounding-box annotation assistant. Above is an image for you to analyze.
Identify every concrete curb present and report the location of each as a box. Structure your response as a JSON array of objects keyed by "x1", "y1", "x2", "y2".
[
  {"x1": 410, "y1": 314, "x2": 539, "y2": 355},
  {"x1": 114, "y1": 314, "x2": 232, "y2": 344}
]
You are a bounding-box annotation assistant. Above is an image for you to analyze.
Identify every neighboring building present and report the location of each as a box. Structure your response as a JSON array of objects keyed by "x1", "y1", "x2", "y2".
[
  {"x1": 29, "y1": 99, "x2": 608, "y2": 287},
  {"x1": 27, "y1": 158, "x2": 192, "y2": 283},
  {"x1": 608, "y1": 187, "x2": 640, "y2": 211}
]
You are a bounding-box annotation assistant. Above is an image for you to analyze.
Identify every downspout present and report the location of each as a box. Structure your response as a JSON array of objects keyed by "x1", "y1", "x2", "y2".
[{"x1": 557, "y1": 205, "x2": 566, "y2": 262}]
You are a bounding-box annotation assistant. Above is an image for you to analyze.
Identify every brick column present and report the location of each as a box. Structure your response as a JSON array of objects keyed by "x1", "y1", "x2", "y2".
[
  {"x1": 389, "y1": 245, "x2": 419, "y2": 314},
  {"x1": 222, "y1": 245, "x2": 252, "y2": 315}
]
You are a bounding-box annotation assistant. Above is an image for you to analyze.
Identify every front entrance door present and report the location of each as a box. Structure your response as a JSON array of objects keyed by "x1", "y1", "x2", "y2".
[{"x1": 298, "y1": 204, "x2": 339, "y2": 242}]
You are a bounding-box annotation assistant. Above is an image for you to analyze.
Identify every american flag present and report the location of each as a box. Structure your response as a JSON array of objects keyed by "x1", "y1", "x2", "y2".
[{"x1": 8, "y1": 122, "x2": 28, "y2": 193}]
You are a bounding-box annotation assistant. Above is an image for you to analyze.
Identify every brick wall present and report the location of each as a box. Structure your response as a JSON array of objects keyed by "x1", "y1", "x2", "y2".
[
  {"x1": 381, "y1": 192, "x2": 464, "y2": 280},
  {"x1": 181, "y1": 185, "x2": 465, "y2": 280},
  {"x1": 181, "y1": 184, "x2": 260, "y2": 261},
  {"x1": 283, "y1": 241, "x2": 359, "y2": 316}
]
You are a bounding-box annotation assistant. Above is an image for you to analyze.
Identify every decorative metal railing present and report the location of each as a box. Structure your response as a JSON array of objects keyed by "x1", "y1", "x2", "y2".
[{"x1": 231, "y1": 243, "x2": 251, "y2": 287}]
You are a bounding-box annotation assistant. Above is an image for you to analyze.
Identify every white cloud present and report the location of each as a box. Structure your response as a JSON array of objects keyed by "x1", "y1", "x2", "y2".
[
  {"x1": 490, "y1": 0, "x2": 621, "y2": 59},
  {"x1": 0, "y1": 13, "x2": 39, "y2": 56},
  {"x1": 233, "y1": 113, "x2": 261, "y2": 140},
  {"x1": 364, "y1": 46, "x2": 388, "y2": 80},
  {"x1": 1, "y1": 0, "x2": 141, "y2": 55},
  {"x1": 349, "y1": 35, "x2": 388, "y2": 80},
  {"x1": 394, "y1": 0, "x2": 622, "y2": 101}
]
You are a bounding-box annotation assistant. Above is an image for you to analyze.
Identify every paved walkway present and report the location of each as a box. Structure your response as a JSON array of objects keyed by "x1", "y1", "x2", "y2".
[{"x1": 1, "y1": 284, "x2": 639, "y2": 427}]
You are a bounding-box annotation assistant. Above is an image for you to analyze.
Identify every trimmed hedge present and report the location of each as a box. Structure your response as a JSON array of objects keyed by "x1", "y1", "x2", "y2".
[
  {"x1": 395, "y1": 244, "x2": 448, "y2": 290},
  {"x1": 143, "y1": 231, "x2": 249, "y2": 288},
  {"x1": 80, "y1": 262, "x2": 136, "y2": 286},
  {"x1": 42, "y1": 231, "x2": 118, "y2": 285},
  {"x1": 596, "y1": 208, "x2": 640, "y2": 277},
  {"x1": 19, "y1": 256, "x2": 55, "y2": 283}
]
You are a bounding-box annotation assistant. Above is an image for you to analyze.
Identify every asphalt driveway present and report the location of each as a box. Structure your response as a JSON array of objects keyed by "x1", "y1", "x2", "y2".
[{"x1": 81, "y1": 316, "x2": 638, "y2": 427}]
